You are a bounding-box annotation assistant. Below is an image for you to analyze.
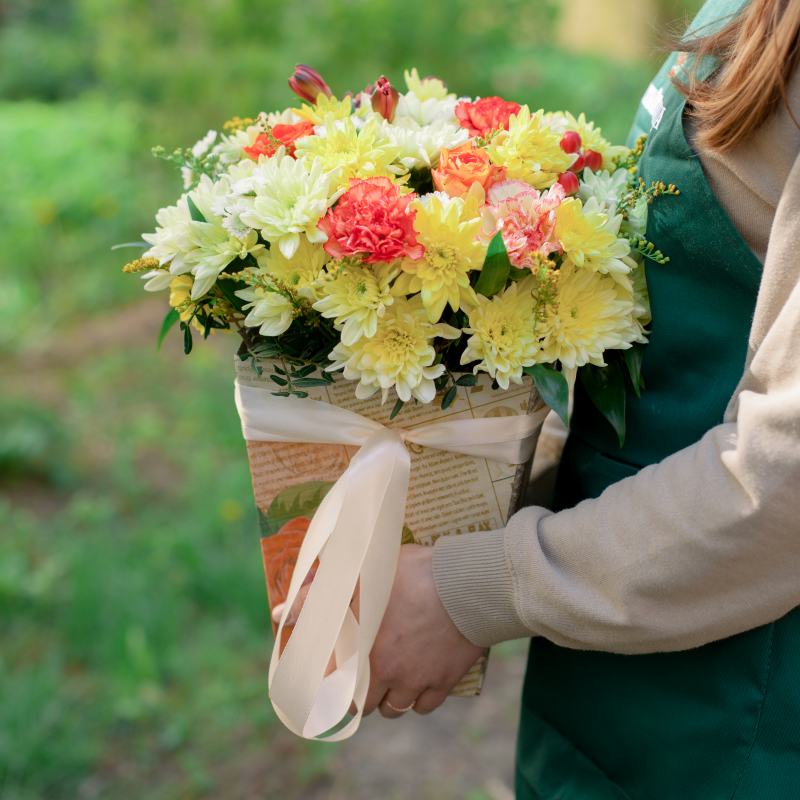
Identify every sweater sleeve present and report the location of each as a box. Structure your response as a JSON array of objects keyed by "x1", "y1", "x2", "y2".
[{"x1": 432, "y1": 155, "x2": 800, "y2": 654}]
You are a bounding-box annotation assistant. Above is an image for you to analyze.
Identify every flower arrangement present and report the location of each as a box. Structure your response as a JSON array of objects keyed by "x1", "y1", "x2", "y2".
[{"x1": 124, "y1": 65, "x2": 677, "y2": 441}]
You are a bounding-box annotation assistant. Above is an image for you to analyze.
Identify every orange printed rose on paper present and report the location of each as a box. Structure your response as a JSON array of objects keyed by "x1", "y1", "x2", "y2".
[
  {"x1": 455, "y1": 96, "x2": 522, "y2": 138},
  {"x1": 432, "y1": 143, "x2": 507, "y2": 199}
]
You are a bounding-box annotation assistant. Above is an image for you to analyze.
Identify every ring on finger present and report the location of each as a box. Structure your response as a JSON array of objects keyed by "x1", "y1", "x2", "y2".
[{"x1": 384, "y1": 699, "x2": 415, "y2": 714}]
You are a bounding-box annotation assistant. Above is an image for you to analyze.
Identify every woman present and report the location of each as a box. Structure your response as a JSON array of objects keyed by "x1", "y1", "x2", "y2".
[{"x1": 363, "y1": 0, "x2": 800, "y2": 796}]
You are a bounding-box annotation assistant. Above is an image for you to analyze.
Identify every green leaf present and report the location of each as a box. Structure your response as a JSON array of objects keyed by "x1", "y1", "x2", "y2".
[
  {"x1": 271, "y1": 391, "x2": 290, "y2": 396},
  {"x1": 292, "y1": 391, "x2": 309, "y2": 398},
  {"x1": 523, "y1": 364, "x2": 569, "y2": 428},
  {"x1": 202, "y1": 314, "x2": 213, "y2": 340},
  {"x1": 441, "y1": 385, "x2": 458, "y2": 410},
  {"x1": 400, "y1": 525, "x2": 415, "y2": 545},
  {"x1": 270, "y1": 375, "x2": 288, "y2": 386},
  {"x1": 187, "y1": 195, "x2": 206, "y2": 223},
  {"x1": 508, "y1": 266, "x2": 530, "y2": 281},
  {"x1": 274, "y1": 366, "x2": 286, "y2": 375},
  {"x1": 623, "y1": 344, "x2": 646, "y2": 398},
  {"x1": 182, "y1": 324, "x2": 193, "y2": 355},
  {"x1": 156, "y1": 308, "x2": 180, "y2": 351},
  {"x1": 473, "y1": 231, "x2": 511, "y2": 298},
  {"x1": 292, "y1": 377, "x2": 333, "y2": 388},
  {"x1": 579, "y1": 361, "x2": 626, "y2": 448},
  {"x1": 389, "y1": 399, "x2": 404, "y2": 421},
  {"x1": 455, "y1": 373, "x2": 478, "y2": 387},
  {"x1": 215, "y1": 275, "x2": 246, "y2": 313},
  {"x1": 294, "y1": 364, "x2": 317, "y2": 378}
]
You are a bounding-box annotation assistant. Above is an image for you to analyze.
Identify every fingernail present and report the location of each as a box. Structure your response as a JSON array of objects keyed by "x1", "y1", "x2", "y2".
[{"x1": 272, "y1": 603, "x2": 285, "y2": 624}]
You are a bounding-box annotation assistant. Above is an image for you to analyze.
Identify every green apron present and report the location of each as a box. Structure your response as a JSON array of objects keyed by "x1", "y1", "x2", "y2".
[{"x1": 516, "y1": 2, "x2": 800, "y2": 797}]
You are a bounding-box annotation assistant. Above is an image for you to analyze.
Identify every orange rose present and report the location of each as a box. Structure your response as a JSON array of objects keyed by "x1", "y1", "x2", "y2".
[{"x1": 432, "y1": 143, "x2": 508, "y2": 198}]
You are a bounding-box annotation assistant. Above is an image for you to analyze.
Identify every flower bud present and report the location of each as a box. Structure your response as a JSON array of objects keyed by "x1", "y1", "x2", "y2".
[
  {"x1": 560, "y1": 131, "x2": 582, "y2": 154},
  {"x1": 288, "y1": 65, "x2": 332, "y2": 104},
  {"x1": 371, "y1": 76, "x2": 400, "y2": 122},
  {"x1": 568, "y1": 153, "x2": 585, "y2": 173},
  {"x1": 583, "y1": 149, "x2": 603, "y2": 172},
  {"x1": 557, "y1": 171, "x2": 579, "y2": 196}
]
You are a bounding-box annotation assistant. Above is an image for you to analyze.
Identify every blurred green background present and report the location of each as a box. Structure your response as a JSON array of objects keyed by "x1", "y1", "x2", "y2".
[{"x1": 0, "y1": 1, "x2": 700, "y2": 797}]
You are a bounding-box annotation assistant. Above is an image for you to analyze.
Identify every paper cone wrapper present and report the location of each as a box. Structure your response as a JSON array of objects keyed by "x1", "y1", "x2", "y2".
[{"x1": 235, "y1": 356, "x2": 543, "y2": 696}]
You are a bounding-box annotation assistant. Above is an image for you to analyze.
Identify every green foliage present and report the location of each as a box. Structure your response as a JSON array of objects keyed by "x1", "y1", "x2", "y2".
[
  {"x1": 579, "y1": 356, "x2": 628, "y2": 447},
  {"x1": 524, "y1": 363, "x2": 569, "y2": 427},
  {"x1": 474, "y1": 232, "x2": 512, "y2": 299}
]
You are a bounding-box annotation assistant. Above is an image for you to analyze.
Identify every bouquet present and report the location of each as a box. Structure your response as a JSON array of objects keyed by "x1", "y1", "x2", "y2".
[{"x1": 122, "y1": 65, "x2": 676, "y2": 739}]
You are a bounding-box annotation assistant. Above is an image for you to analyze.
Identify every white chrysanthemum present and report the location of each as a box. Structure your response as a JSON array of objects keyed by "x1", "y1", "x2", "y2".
[
  {"x1": 231, "y1": 148, "x2": 338, "y2": 260},
  {"x1": 142, "y1": 197, "x2": 193, "y2": 269},
  {"x1": 460, "y1": 279, "x2": 541, "y2": 389},
  {"x1": 191, "y1": 129, "x2": 217, "y2": 157},
  {"x1": 236, "y1": 286, "x2": 294, "y2": 337},
  {"x1": 555, "y1": 196, "x2": 635, "y2": 275},
  {"x1": 537, "y1": 263, "x2": 639, "y2": 382},
  {"x1": 313, "y1": 262, "x2": 398, "y2": 345},
  {"x1": 326, "y1": 296, "x2": 461, "y2": 404},
  {"x1": 394, "y1": 92, "x2": 462, "y2": 127},
  {"x1": 169, "y1": 176, "x2": 264, "y2": 299},
  {"x1": 141, "y1": 268, "x2": 174, "y2": 292},
  {"x1": 578, "y1": 168, "x2": 630, "y2": 212},
  {"x1": 375, "y1": 117, "x2": 469, "y2": 170}
]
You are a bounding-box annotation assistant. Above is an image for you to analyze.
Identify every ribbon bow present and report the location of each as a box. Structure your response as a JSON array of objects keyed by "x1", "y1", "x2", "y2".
[{"x1": 235, "y1": 380, "x2": 547, "y2": 741}]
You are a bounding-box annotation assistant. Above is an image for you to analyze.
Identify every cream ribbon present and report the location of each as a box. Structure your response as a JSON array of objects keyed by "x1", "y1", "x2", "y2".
[{"x1": 235, "y1": 380, "x2": 548, "y2": 741}]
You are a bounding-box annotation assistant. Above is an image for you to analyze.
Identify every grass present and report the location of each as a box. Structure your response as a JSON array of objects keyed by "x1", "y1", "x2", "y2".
[{"x1": 1, "y1": 332, "x2": 343, "y2": 798}]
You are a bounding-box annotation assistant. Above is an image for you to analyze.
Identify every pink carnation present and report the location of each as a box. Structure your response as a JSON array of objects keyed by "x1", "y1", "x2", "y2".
[
  {"x1": 317, "y1": 177, "x2": 424, "y2": 264},
  {"x1": 480, "y1": 180, "x2": 565, "y2": 270}
]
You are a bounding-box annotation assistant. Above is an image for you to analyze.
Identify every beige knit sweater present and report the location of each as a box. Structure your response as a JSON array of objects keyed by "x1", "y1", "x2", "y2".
[{"x1": 432, "y1": 71, "x2": 800, "y2": 653}]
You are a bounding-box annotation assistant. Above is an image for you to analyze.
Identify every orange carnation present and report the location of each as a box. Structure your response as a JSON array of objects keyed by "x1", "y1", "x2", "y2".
[
  {"x1": 244, "y1": 121, "x2": 315, "y2": 160},
  {"x1": 432, "y1": 143, "x2": 507, "y2": 198}
]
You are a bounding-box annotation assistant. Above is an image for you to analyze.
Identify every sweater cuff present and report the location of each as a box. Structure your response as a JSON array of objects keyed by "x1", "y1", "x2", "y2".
[{"x1": 432, "y1": 526, "x2": 532, "y2": 647}]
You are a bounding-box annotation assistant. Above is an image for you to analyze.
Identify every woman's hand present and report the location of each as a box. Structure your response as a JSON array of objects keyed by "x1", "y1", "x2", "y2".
[
  {"x1": 272, "y1": 543, "x2": 485, "y2": 718},
  {"x1": 364, "y1": 543, "x2": 486, "y2": 719}
]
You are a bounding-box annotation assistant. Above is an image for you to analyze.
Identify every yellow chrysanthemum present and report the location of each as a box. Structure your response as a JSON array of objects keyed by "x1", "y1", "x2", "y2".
[
  {"x1": 403, "y1": 68, "x2": 454, "y2": 101},
  {"x1": 295, "y1": 116, "x2": 407, "y2": 190},
  {"x1": 326, "y1": 296, "x2": 461, "y2": 404},
  {"x1": 536, "y1": 263, "x2": 638, "y2": 380},
  {"x1": 393, "y1": 195, "x2": 486, "y2": 323},
  {"x1": 313, "y1": 261, "x2": 398, "y2": 345},
  {"x1": 488, "y1": 106, "x2": 572, "y2": 190},
  {"x1": 259, "y1": 238, "x2": 330, "y2": 300},
  {"x1": 460, "y1": 278, "x2": 541, "y2": 390},
  {"x1": 555, "y1": 197, "x2": 632, "y2": 275},
  {"x1": 293, "y1": 93, "x2": 353, "y2": 125},
  {"x1": 548, "y1": 111, "x2": 629, "y2": 171}
]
